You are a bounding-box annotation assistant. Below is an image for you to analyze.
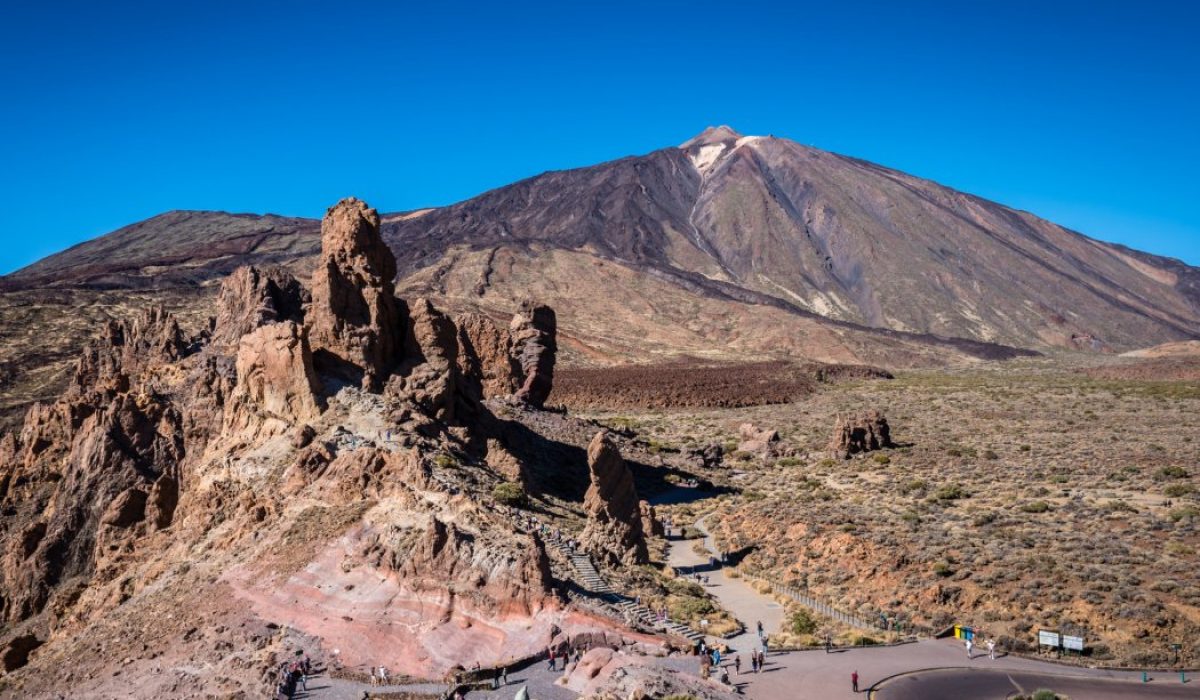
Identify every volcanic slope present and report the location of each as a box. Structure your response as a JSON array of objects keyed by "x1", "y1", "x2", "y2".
[{"x1": 4, "y1": 127, "x2": 1198, "y2": 424}]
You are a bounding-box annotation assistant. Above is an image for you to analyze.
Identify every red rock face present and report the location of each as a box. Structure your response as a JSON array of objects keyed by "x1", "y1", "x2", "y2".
[
  {"x1": 308, "y1": 198, "x2": 402, "y2": 390},
  {"x1": 581, "y1": 432, "x2": 648, "y2": 566},
  {"x1": 509, "y1": 301, "x2": 556, "y2": 408}
]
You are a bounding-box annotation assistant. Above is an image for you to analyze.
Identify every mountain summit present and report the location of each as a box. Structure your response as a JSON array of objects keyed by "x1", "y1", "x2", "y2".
[{"x1": 2, "y1": 128, "x2": 1198, "y2": 423}]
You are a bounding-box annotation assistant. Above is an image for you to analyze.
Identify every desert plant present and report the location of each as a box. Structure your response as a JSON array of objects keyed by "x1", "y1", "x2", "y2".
[{"x1": 491, "y1": 482, "x2": 525, "y2": 507}]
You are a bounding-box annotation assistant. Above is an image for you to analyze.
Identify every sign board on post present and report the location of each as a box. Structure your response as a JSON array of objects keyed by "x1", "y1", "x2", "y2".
[
  {"x1": 1063, "y1": 635, "x2": 1084, "y2": 652},
  {"x1": 1038, "y1": 630, "x2": 1061, "y2": 647}
]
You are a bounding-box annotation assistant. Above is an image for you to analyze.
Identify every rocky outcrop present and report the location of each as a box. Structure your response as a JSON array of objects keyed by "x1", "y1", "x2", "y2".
[
  {"x1": 70, "y1": 307, "x2": 186, "y2": 397},
  {"x1": 371, "y1": 516, "x2": 553, "y2": 616},
  {"x1": 581, "y1": 432, "x2": 648, "y2": 565},
  {"x1": 686, "y1": 443, "x2": 724, "y2": 469},
  {"x1": 0, "y1": 632, "x2": 42, "y2": 672},
  {"x1": 639, "y1": 500, "x2": 664, "y2": 538},
  {"x1": 455, "y1": 313, "x2": 521, "y2": 401},
  {"x1": 391, "y1": 298, "x2": 459, "y2": 421},
  {"x1": 209, "y1": 266, "x2": 308, "y2": 353},
  {"x1": 509, "y1": 301, "x2": 556, "y2": 408},
  {"x1": 737, "y1": 423, "x2": 779, "y2": 455},
  {"x1": 308, "y1": 198, "x2": 402, "y2": 390},
  {"x1": 224, "y1": 321, "x2": 323, "y2": 435},
  {"x1": 828, "y1": 410, "x2": 894, "y2": 459}
]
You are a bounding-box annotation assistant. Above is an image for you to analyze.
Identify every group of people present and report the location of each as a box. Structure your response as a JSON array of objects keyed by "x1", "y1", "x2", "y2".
[
  {"x1": 965, "y1": 636, "x2": 998, "y2": 660},
  {"x1": 368, "y1": 665, "x2": 389, "y2": 686},
  {"x1": 272, "y1": 655, "x2": 311, "y2": 699},
  {"x1": 546, "y1": 645, "x2": 584, "y2": 672}
]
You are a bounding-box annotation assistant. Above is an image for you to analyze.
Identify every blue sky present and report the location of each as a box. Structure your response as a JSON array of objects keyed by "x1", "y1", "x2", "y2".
[{"x1": 1, "y1": 0, "x2": 1197, "y2": 273}]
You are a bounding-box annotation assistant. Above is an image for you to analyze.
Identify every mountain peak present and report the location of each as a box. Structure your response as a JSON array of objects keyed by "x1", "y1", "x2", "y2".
[{"x1": 680, "y1": 125, "x2": 743, "y2": 149}]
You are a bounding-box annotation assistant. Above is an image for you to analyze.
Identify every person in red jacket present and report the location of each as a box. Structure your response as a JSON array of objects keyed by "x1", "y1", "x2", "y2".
[{"x1": 852, "y1": 670, "x2": 859, "y2": 692}]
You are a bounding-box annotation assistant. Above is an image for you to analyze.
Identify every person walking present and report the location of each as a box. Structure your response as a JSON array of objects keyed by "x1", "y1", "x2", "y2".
[
  {"x1": 965, "y1": 637, "x2": 973, "y2": 659},
  {"x1": 493, "y1": 667, "x2": 501, "y2": 690},
  {"x1": 852, "y1": 670, "x2": 859, "y2": 693},
  {"x1": 548, "y1": 647, "x2": 556, "y2": 671},
  {"x1": 734, "y1": 654, "x2": 741, "y2": 675},
  {"x1": 987, "y1": 638, "x2": 996, "y2": 660},
  {"x1": 756, "y1": 620, "x2": 764, "y2": 637},
  {"x1": 501, "y1": 665, "x2": 509, "y2": 685}
]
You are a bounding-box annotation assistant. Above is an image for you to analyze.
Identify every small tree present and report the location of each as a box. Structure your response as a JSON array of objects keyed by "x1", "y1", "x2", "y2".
[{"x1": 492, "y1": 482, "x2": 526, "y2": 507}]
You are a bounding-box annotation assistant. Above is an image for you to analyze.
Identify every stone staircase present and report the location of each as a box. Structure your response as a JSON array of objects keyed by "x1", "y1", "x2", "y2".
[{"x1": 554, "y1": 541, "x2": 704, "y2": 643}]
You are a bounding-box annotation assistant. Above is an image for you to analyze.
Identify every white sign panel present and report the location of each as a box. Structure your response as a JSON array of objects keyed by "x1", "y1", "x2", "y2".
[
  {"x1": 1038, "y1": 630, "x2": 1060, "y2": 647},
  {"x1": 1063, "y1": 635, "x2": 1084, "y2": 651}
]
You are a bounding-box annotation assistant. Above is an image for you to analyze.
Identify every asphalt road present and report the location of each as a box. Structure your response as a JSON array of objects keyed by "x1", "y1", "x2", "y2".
[{"x1": 874, "y1": 667, "x2": 1200, "y2": 699}]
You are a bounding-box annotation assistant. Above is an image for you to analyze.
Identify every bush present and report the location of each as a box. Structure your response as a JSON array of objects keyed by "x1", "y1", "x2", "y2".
[
  {"x1": 932, "y1": 561, "x2": 955, "y2": 577},
  {"x1": 901, "y1": 479, "x2": 927, "y2": 495},
  {"x1": 790, "y1": 609, "x2": 818, "y2": 635},
  {"x1": 1165, "y1": 484, "x2": 1194, "y2": 497},
  {"x1": 934, "y1": 484, "x2": 969, "y2": 501},
  {"x1": 872, "y1": 453, "x2": 891, "y2": 465},
  {"x1": 1169, "y1": 506, "x2": 1200, "y2": 522},
  {"x1": 1159, "y1": 466, "x2": 1188, "y2": 479},
  {"x1": 492, "y1": 482, "x2": 526, "y2": 507},
  {"x1": 1021, "y1": 500, "x2": 1051, "y2": 513}
]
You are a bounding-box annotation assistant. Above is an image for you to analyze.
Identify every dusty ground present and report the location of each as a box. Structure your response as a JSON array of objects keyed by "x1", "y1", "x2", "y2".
[{"x1": 575, "y1": 353, "x2": 1200, "y2": 667}]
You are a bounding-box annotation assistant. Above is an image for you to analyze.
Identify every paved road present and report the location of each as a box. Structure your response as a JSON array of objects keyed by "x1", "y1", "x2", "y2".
[{"x1": 874, "y1": 667, "x2": 1200, "y2": 699}]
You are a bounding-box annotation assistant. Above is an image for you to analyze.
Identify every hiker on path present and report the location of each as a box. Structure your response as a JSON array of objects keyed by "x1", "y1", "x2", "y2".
[
  {"x1": 987, "y1": 638, "x2": 996, "y2": 660},
  {"x1": 378, "y1": 666, "x2": 389, "y2": 685},
  {"x1": 501, "y1": 665, "x2": 509, "y2": 685},
  {"x1": 852, "y1": 670, "x2": 859, "y2": 693},
  {"x1": 734, "y1": 654, "x2": 741, "y2": 675},
  {"x1": 965, "y1": 638, "x2": 973, "y2": 658},
  {"x1": 756, "y1": 620, "x2": 763, "y2": 636},
  {"x1": 548, "y1": 647, "x2": 556, "y2": 670}
]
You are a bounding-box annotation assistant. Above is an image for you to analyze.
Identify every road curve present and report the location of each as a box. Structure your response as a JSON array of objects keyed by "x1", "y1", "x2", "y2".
[{"x1": 873, "y1": 667, "x2": 1199, "y2": 699}]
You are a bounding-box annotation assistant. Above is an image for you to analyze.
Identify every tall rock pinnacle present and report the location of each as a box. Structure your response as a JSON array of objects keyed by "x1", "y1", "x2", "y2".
[{"x1": 307, "y1": 197, "x2": 402, "y2": 390}]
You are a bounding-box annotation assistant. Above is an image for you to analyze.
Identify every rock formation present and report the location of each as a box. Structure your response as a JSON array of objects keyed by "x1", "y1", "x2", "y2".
[
  {"x1": 639, "y1": 500, "x2": 665, "y2": 538},
  {"x1": 581, "y1": 432, "x2": 648, "y2": 565},
  {"x1": 828, "y1": 409, "x2": 894, "y2": 458},
  {"x1": 308, "y1": 198, "x2": 402, "y2": 390},
  {"x1": 455, "y1": 312, "x2": 521, "y2": 401},
  {"x1": 737, "y1": 423, "x2": 779, "y2": 456},
  {"x1": 209, "y1": 266, "x2": 308, "y2": 353},
  {"x1": 224, "y1": 321, "x2": 323, "y2": 435},
  {"x1": 686, "y1": 443, "x2": 724, "y2": 469},
  {"x1": 509, "y1": 301, "x2": 557, "y2": 408},
  {"x1": 0, "y1": 197, "x2": 583, "y2": 695}
]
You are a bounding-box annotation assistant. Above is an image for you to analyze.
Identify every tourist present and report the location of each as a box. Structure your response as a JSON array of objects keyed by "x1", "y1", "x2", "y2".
[
  {"x1": 548, "y1": 647, "x2": 556, "y2": 670},
  {"x1": 501, "y1": 665, "x2": 509, "y2": 685},
  {"x1": 987, "y1": 638, "x2": 996, "y2": 660},
  {"x1": 369, "y1": 666, "x2": 377, "y2": 686},
  {"x1": 756, "y1": 620, "x2": 763, "y2": 637},
  {"x1": 719, "y1": 666, "x2": 730, "y2": 685},
  {"x1": 493, "y1": 667, "x2": 501, "y2": 689},
  {"x1": 965, "y1": 638, "x2": 973, "y2": 659},
  {"x1": 734, "y1": 654, "x2": 741, "y2": 675},
  {"x1": 378, "y1": 666, "x2": 389, "y2": 685},
  {"x1": 852, "y1": 670, "x2": 859, "y2": 693}
]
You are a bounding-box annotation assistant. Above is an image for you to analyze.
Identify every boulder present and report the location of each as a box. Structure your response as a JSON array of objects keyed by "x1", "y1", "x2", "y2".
[
  {"x1": 145, "y1": 474, "x2": 179, "y2": 530},
  {"x1": 687, "y1": 443, "x2": 724, "y2": 469},
  {"x1": 308, "y1": 197, "x2": 402, "y2": 390},
  {"x1": 737, "y1": 423, "x2": 779, "y2": 456},
  {"x1": 581, "y1": 432, "x2": 648, "y2": 565},
  {"x1": 509, "y1": 301, "x2": 556, "y2": 408},
  {"x1": 101, "y1": 487, "x2": 148, "y2": 528},
  {"x1": 828, "y1": 409, "x2": 894, "y2": 459}
]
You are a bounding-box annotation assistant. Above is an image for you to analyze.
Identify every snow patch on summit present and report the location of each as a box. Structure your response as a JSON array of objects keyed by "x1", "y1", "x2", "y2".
[{"x1": 689, "y1": 143, "x2": 729, "y2": 173}]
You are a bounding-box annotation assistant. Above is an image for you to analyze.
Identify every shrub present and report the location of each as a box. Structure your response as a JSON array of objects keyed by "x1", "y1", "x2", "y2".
[
  {"x1": 1169, "y1": 506, "x2": 1200, "y2": 522},
  {"x1": 1021, "y1": 501, "x2": 1051, "y2": 513},
  {"x1": 434, "y1": 453, "x2": 458, "y2": 469},
  {"x1": 901, "y1": 479, "x2": 927, "y2": 495},
  {"x1": 491, "y1": 482, "x2": 526, "y2": 507},
  {"x1": 1159, "y1": 466, "x2": 1188, "y2": 479},
  {"x1": 932, "y1": 561, "x2": 955, "y2": 577},
  {"x1": 972, "y1": 511, "x2": 997, "y2": 526},
  {"x1": 934, "y1": 484, "x2": 969, "y2": 501},
  {"x1": 873, "y1": 453, "x2": 891, "y2": 465},
  {"x1": 1165, "y1": 484, "x2": 1194, "y2": 497},
  {"x1": 790, "y1": 609, "x2": 818, "y2": 635}
]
